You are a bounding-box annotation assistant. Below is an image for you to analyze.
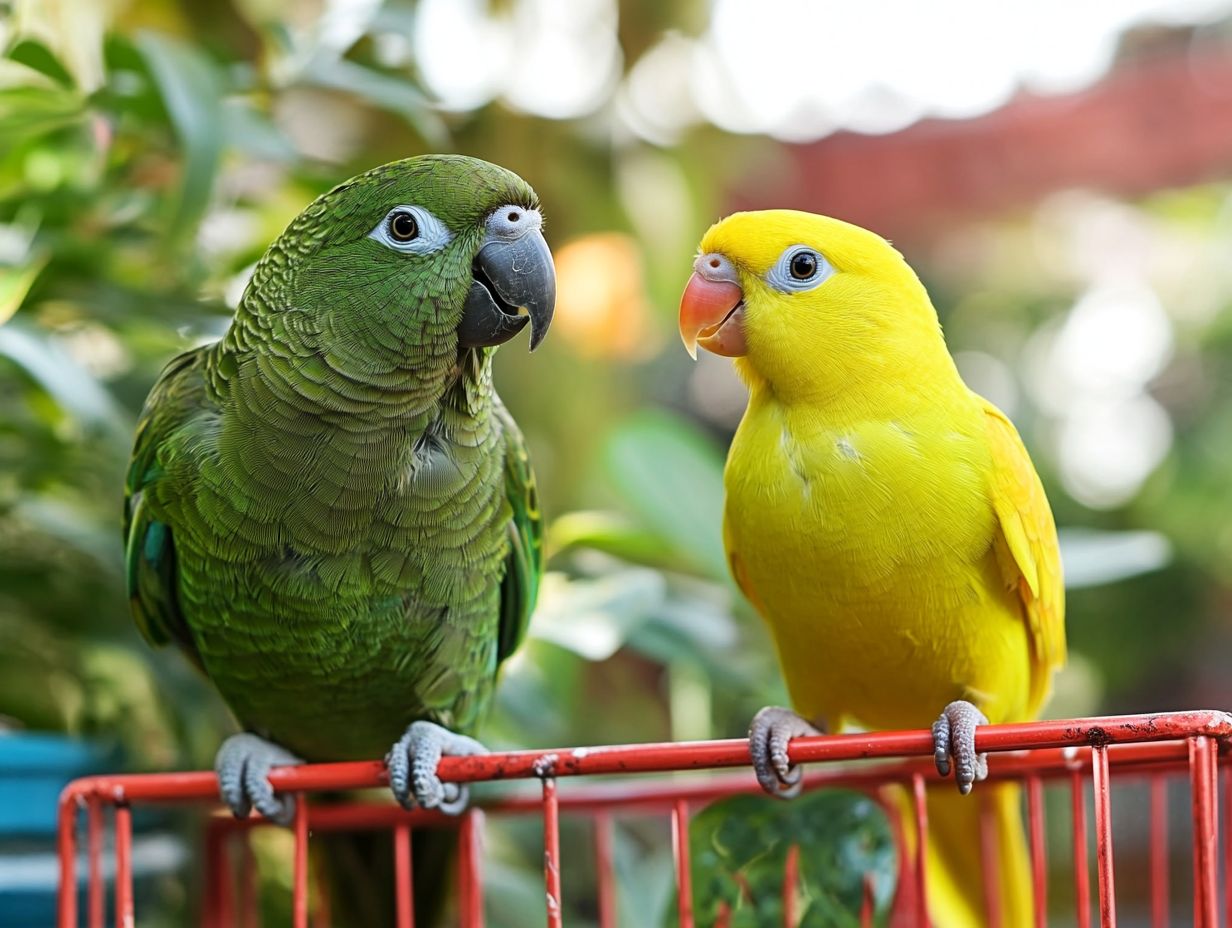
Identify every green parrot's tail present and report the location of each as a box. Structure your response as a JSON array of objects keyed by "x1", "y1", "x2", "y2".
[
  {"x1": 889, "y1": 781, "x2": 1034, "y2": 928},
  {"x1": 316, "y1": 827, "x2": 457, "y2": 928}
]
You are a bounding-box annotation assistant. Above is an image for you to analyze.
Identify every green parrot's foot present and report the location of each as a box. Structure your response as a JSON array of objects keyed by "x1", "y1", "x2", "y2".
[
  {"x1": 214, "y1": 733, "x2": 303, "y2": 826},
  {"x1": 387, "y1": 721, "x2": 488, "y2": 815},
  {"x1": 932, "y1": 700, "x2": 990, "y2": 795},
  {"x1": 748, "y1": 706, "x2": 822, "y2": 800}
]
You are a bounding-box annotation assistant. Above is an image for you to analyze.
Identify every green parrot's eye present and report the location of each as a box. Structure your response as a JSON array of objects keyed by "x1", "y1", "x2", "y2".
[
  {"x1": 370, "y1": 206, "x2": 453, "y2": 255},
  {"x1": 388, "y1": 211, "x2": 419, "y2": 242},
  {"x1": 766, "y1": 245, "x2": 835, "y2": 294}
]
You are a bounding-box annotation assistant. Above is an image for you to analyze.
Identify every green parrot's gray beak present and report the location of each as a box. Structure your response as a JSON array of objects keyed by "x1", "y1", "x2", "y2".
[{"x1": 459, "y1": 205, "x2": 556, "y2": 351}]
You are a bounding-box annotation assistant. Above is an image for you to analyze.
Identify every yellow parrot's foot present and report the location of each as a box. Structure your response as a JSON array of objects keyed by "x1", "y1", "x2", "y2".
[
  {"x1": 748, "y1": 706, "x2": 822, "y2": 800},
  {"x1": 932, "y1": 700, "x2": 990, "y2": 795}
]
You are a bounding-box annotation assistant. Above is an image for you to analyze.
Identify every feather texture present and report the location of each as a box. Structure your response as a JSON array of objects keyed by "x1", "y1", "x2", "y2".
[
  {"x1": 982, "y1": 398, "x2": 1066, "y2": 715},
  {"x1": 123, "y1": 156, "x2": 545, "y2": 762},
  {"x1": 692, "y1": 209, "x2": 1066, "y2": 928}
]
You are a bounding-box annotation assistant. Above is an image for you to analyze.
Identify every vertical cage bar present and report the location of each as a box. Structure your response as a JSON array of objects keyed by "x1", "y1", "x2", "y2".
[
  {"x1": 114, "y1": 804, "x2": 134, "y2": 928},
  {"x1": 394, "y1": 822, "x2": 414, "y2": 928},
  {"x1": 1091, "y1": 745, "x2": 1116, "y2": 928},
  {"x1": 860, "y1": 875, "x2": 875, "y2": 928},
  {"x1": 87, "y1": 798, "x2": 104, "y2": 928},
  {"x1": 293, "y1": 797, "x2": 310, "y2": 928},
  {"x1": 912, "y1": 773, "x2": 930, "y2": 928},
  {"x1": 672, "y1": 799, "x2": 694, "y2": 928},
  {"x1": 240, "y1": 834, "x2": 258, "y2": 928},
  {"x1": 201, "y1": 824, "x2": 220, "y2": 928},
  {"x1": 57, "y1": 795, "x2": 78, "y2": 928},
  {"x1": 1150, "y1": 776, "x2": 1169, "y2": 928},
  {"x1": 980, "y1": 792, "x2": 1003, "y2": 928},
  {"x1": 458, "y1": 810, "x2": 486, "y2": 928},
  {"x1": 1223, "y1": 767, "x2": 1232, "y2": 928},
  {"x1": 1189, "y1": 736, "x2": 1218, "y2": 926},
  {"x1": 216, "y1": 823, "x2": 235, "y2": 926},
  {"x1": 1027, "y1": 776, "x2": 1047, "y2": 928},
  {"x1": 592, "y1": 812, "x2": 617, "y2": 928},
  {"x1": 543, "y1": 778, "x2": 563, "y2": 928},
  {"x1": 782, "y1": 843, "x2": 799, "y2": 927},
  {"x1": 1071, "y1": 770, "x2": 1091, "y2": 928},
  {"x1": 313, "y1": 853, "x2": 332, "y2": 928}
]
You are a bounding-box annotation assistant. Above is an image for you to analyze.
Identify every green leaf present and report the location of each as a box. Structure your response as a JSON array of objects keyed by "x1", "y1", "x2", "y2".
[
  {"x1": 15, "y1": 495, "x2": 122, "y2": 574},
  {"x1": 528, "y1": 568, "x2": 665, "y2": 660},
  {"x1": 7, "y1": 38, "x2": 76, "y2": 88},
  {"x1": 133, "y1": 31, "x2": 225, "y2": 239},
  {"x1": 602, "y1": 409, "x2": 729, "y2": 581},
  {"x1": 0, "y1": 322, "x2": 129, "y2": 442},
  {"x1": 11, "y1": 0, "x2": 107, "y2": 91},
  {"x1": 304, "y1": 58, "x2": 447, "y2": 148},
  {"x1": 0, "y1": 255, "x2": 47, "y2": 326},
  {"x1": 547, "y1": 509, "x2": 677, "y2": 565},
  {"x1": 0, "y1": 84, "x2": 84, "y2": 150},
  {"x1": 221, "y1": 98, "x2": 297, "y2": 161}
]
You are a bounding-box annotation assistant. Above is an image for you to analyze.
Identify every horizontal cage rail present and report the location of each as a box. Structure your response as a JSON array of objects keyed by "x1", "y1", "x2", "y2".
[{"x1": 56, "y1": 710, "x2": 1232, "y2": 928}]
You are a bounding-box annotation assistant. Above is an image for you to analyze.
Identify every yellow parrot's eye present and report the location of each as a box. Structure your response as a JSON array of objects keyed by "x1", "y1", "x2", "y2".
[
  {"x1": 790, "y1": 252, "x2": 818, "y2": 280},
  {"x1": 767, "y1": 246, "x2": 835, "y2": 293}
]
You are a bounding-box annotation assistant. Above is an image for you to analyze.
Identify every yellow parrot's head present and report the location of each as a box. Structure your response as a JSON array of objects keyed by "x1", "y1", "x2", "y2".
[{"x1": 678, "y1": 210, "x2": 941, "y2": 397}]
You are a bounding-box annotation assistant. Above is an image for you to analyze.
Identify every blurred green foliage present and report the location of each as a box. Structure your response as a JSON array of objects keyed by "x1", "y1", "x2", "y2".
[
  {"x1": 683, "y1": 790, "x2": 896, "y2": 928},
  {"x1": 4, "y1": 0, "x2": 1232, "y2": 924}
]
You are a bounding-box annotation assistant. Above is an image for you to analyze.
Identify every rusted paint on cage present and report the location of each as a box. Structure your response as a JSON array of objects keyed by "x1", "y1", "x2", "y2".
[
  {"x1": 55, "y1": 710, "x2": 1232, "y2": 928},
  {"x1": 1092, "y1": 743, "x2": 1116, "y2": 926},
  {"x1": 543, "y1": 777, "x2": 562, "y2": 928}
]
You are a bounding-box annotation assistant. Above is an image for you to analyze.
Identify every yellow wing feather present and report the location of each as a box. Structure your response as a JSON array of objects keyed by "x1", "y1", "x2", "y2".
[{"x1": 981, "y1": 396, "x2": 1066, "y2": 714}]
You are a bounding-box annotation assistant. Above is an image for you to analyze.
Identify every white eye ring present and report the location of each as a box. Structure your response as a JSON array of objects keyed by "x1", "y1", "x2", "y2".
[
  {"x1": 766, "y1": 245, "x2": 835, "y2": 293},
  {"x1": 368, "y1": 205, "x2": 453, "y2": 255}
]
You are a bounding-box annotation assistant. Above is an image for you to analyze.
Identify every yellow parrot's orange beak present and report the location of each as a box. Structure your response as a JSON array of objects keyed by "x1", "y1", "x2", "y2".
[{"x1": 678, "y1": 253, "x2": 747, "y2": 360}]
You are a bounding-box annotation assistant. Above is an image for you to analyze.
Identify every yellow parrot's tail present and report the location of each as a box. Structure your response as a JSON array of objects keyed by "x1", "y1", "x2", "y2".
[{"x1": 892, "y1": 781, "x2": 1034, "y2": 928}]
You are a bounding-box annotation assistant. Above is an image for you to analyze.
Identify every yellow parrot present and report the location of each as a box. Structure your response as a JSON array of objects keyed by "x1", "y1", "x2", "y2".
[{"x1": 677, "y1": 210, "x2": 1065, "y2": 928}]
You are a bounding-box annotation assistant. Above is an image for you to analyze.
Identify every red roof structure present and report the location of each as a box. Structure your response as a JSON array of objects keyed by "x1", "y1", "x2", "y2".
[{"x1": 735, "y1": 43, "x2": 1232, "y2": 240}]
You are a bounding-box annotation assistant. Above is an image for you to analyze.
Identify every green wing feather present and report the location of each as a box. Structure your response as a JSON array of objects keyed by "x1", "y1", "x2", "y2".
[
  {"x1": 123, "y1": 347, "x2": 208, "y2": 671},
  {"x1": 496, "y1": 405, "x2": 542, "y2": 664}
]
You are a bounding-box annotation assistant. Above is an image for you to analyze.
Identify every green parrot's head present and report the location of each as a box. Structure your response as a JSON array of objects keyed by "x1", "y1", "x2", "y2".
[{"x1": 251, "y1": 155, "x2": 555, "y2": 365}]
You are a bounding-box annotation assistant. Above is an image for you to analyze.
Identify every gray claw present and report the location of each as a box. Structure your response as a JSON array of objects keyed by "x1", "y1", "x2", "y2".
[
  {"x1": 932, "y1": 700, "x2": 989, "y2": 795},
  {"x1": 748, "y1": 706, "x2": 822, "y2": 800},
  {"x1": 214, "y1": 733, "x2": 302, "y2": 826},
  {"x1": 387, "y1": 721, "x2": 487, "y2": 814}
]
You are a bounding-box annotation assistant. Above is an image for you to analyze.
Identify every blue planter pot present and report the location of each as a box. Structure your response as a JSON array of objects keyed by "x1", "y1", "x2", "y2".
[
  {"x1": 0, "y1": 732, "x2": 186, "y2": 927},
  {"x1": 0, "y1": 732, "x2": 110, "y2": 837}
]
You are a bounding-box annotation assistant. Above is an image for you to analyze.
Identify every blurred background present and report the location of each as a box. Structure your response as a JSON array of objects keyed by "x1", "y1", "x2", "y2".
[{"x1": 3, "y1": 0, "x2": 1232, "y2": 923}]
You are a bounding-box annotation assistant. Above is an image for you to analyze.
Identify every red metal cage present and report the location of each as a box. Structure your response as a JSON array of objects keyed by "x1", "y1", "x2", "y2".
[{"x1": 57, "y1": 709, "x2": 1232, "y2": 927}]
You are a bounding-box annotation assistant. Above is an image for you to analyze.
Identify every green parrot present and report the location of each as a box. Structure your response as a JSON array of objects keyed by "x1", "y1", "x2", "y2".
[{"x1": 123, "y1": 155, "x2": 552, "y2": 834}]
